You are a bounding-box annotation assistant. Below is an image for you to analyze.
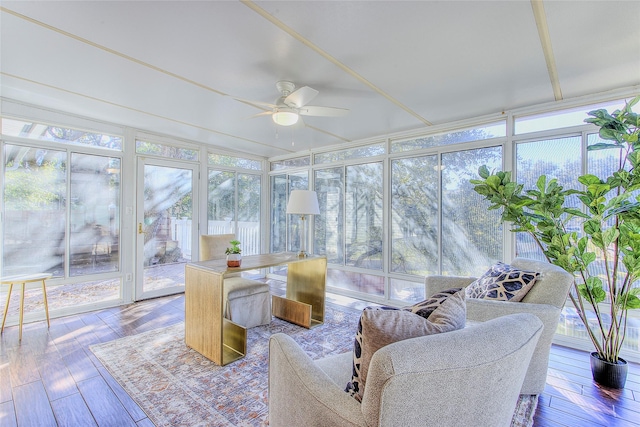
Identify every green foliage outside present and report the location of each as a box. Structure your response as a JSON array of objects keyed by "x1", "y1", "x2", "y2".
[
  {"x1": 470, "y1": 96, "x2": 640, "y2": 363},
  {"x1": 4, "y1": 161, "x2": 64, "y2": 210}
]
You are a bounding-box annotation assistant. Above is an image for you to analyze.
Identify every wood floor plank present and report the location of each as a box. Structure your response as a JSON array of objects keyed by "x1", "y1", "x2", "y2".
[
  {"x1": 97, "y1": 366, "x2": 148, "y2": 422},
  {"x1": 0, "y1": 400, "x2": 17, "y2": 427},
  {"x1": 8, "y1": 346, "x2": 40, "y2": 388},
  {"x1": 77, "y1": 375, "x2": 137, "y2": 427},
  {"x1": 0, "y1": 358, "x2": 12, "y2": 403},
  {"x1": 37, "y1": 350, "x2": 78, "y2": 401},
  {"x1": 581, "y1": 380, "x2": 638, "y2": 403},
  {"x1": 545, "y1": 374, "x2": 584, "y2": 395},
  {"x1": 533, "y1": 410, "x2": 574, "y2": 427},
  {"x1": 534, "y1": 395, "x2": 606, "y2": 427},
  {"x1": 549, "y1": 359, "x2": 640, "y2": 396},
  {"x1": 136, "y1": 417, "x2": 155, "y2": 427},
  {"x1": 544, "y1": 382, "x2": 640, "y2": 416},
  {"x1": 548, "y1": 394, "x2": 639, "y2": 427},
  {"x1": 13, "y1": 380, "x2": 57, "y2": 427},
  {"x1": 62, "y1": 347, "x2": 100, "y2": 384},
  {"x1": 50, "y1": 392, "x2": 98, "y2": 427},
  {"x1": 545, "y1": 385, "x2": 640, "y2": 424}
]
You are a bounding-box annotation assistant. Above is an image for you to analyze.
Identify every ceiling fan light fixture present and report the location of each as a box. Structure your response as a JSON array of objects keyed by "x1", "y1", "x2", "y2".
[{"x1": 272, "y1": 108, "x2": 299, "y2": 126}]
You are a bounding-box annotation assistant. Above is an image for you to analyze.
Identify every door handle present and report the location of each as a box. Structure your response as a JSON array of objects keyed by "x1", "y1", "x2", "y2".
[{"x1": 138, "y1": 223, "x2": 143, "y2": 234}]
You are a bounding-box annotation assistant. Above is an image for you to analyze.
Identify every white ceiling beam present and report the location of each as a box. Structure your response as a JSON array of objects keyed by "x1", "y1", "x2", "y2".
[
  {"x1": 531, "y1": 0, "x2": 563, "y2": 101},
  {"x1": 241, "y1": 0, "x2": 433, "y2": 126}
]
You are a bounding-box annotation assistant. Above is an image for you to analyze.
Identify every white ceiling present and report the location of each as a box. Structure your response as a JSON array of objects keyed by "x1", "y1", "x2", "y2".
[{"x1": 1, "y1": 1, "x2": 639, "y2": 158}]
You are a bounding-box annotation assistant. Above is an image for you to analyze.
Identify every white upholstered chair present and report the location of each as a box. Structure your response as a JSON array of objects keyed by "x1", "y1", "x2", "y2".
[
  {"x1": 268, "y1": 313, "x2": 543, "y2": 427},
  {"x1": 199, "y1": 234, "x2": 271, "y2": 328},
  {"x1": 425, "y1": 257, "x2": 573, "y2": 395}
]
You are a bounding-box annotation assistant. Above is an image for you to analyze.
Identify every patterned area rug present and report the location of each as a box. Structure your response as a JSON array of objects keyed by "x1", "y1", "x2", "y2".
[{"x1": 90, "y1": 305, "x2": 538, "y2": 426}]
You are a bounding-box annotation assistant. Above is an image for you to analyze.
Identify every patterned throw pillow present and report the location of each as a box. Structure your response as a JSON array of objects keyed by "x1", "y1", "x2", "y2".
[
  {"x1": 465, "y1": 262, "x2": 540, "y2": 302},
  {"x1": 345, "y1": 290, "x2": 466, "y2": 402},
  {"x1": 403, "y1": 287, "x2": 463, "y2": 319}
]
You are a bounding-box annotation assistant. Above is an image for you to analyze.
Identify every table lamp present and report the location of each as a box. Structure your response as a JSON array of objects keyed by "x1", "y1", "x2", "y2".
[{"x1": 286, "y1": 190, "x2": 320, "y2": 257}]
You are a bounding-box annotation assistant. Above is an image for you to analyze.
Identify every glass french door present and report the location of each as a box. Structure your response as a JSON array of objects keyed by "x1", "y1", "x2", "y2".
[{"x1": 136, "y1": 158, "x2": 198, "y2": 300}]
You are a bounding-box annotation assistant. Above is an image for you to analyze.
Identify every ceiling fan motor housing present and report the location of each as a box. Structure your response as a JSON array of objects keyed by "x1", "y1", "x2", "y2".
[{"x1": 276, "y1": 80, "x2": 296, "y2": 96}]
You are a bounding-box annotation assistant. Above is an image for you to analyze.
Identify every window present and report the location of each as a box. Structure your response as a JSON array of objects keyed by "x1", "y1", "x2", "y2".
[
  {"x1": 514, "y1": 99, "x2": 628, "y2": 134},
  {"x1": 515, "y1": 136, "x2": 582, "y2": 260},
  {"x1": 208, "y1": 153, "x2": 262, "y2": 171},
  {"x1": 2, "y1": 118, "x2": 122, "y2": 151},
  {"x1": 207, "y1": 170, "x2": 261, "y2": 255},
  {"x1": 237, "y1": 173, "x2": 261, "y2": 255},
  {"x1": 441, "y1": 147, "x2": 503, "y2": 276},
  {"x1": 270, "y1": 172, "x2": 308, "y2": 254},
  {"x1": 314, "y1": 142, "x2": 386, "y2": 164},
  {"x1": 69, "y1": 153, "x2": 121, "y2": 276},
  {"x1": 391, "y1": 155, "x2": 439, "y2": 276},
  {"x1": 3, "y1": 145, "x2": 67, "y2": 276},
  {"x1": 136, "y1": 139, "x2": 198, "y2": 161},
  {"x1": 315, "y1": 168, "x2": 344, "y2": 264},
  {"x1": 313, "y1": 162, "x2": 384, "y2": 297},
  {"x1": 2, "y1": 140, "x2": 122, "y2": 314},
  {"x1": 390, "y1": 147, "x2": 502, "y2": 279},
  {"x1": 345, "y1": 162, "x2": 383, "y2": 270},
  {"x1": 270, "y1": 156, "x2": 310, "y2": 171},
  {"x1": 391, "y1": 121, "x2": 505, "y2": 153},
  {"x1": 3, "y1": 147, "x2": 121, "y2": 277}
]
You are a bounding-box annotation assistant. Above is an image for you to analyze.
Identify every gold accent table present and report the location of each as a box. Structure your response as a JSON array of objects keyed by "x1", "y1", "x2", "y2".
[
  {"x1": 1, "y1": 273, "x2": 52, "y2": 341},
  {"x1": 185, "y1": 253, "x2": 327, "y2": 366}
]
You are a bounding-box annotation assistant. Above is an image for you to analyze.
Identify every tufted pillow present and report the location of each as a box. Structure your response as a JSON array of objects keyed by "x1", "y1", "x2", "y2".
[
  {"x1": 465, "y1": 262, "x2": 540, "y2": 302},
  {"x1": 345, "y1": 290, "x2": 466, "y2": 401}
]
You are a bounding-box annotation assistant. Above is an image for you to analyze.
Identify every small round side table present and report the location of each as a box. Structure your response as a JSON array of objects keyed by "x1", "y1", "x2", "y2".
[{"x1": 1, "y1": 273, "x2": 52, "y2": 341}]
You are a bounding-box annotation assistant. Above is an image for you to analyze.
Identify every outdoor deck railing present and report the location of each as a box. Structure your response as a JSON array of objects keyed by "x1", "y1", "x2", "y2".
[{"x1": 171, "y1": 219, "x2": 260, "y2": 259}]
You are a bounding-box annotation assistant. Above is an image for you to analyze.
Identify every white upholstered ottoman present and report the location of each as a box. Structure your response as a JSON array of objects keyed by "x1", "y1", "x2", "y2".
[{"x1": 223, "y1": 277, "x2": 272, "y2": 328}]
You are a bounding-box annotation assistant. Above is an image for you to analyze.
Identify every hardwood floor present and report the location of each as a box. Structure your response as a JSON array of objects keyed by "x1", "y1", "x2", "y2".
[{"x1": 1, "y1": 289, "x2": 638, "y2": 427}]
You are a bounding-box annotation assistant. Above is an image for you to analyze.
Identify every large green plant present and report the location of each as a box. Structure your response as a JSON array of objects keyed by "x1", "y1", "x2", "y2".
[{"x1": 470, "y1": 96, "x2": 640, "y2": 363}]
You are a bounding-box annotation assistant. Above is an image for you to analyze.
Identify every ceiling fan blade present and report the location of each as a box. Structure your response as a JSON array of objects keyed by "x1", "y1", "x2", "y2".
[
  {"x1": 285, "y1": 86, "x2": 319, "y2": 108},
  {"x1": 233, "y1": 97, "x2": 276, "y2": 109},
  {"x1": 299, "y1": 105, "x2": 349, "y2": 117},
  {"x1": 249, "y1": 111, "x2": 274, "y2": 119}
]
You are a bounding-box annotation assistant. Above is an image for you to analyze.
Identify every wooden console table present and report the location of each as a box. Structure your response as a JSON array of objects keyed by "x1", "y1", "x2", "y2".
[{"x1": 185, "y1": 253, "x2": 327, "y2": 366}]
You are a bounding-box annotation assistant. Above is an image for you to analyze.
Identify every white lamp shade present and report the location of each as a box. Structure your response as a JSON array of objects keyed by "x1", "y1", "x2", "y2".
[{"x1": 286, "y1": 190, "x2": 320, "y2": 215}]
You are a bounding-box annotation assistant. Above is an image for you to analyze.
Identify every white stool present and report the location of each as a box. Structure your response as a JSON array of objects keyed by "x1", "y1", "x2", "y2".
[{"x1": 224, "y1": 277, "x2": 271, "y2": 328}]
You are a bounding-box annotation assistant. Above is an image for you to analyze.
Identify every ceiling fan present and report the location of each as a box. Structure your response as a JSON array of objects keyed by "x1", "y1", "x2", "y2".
[{"x1": 238, "y1": 81, "x2": 349, "y2": 126}]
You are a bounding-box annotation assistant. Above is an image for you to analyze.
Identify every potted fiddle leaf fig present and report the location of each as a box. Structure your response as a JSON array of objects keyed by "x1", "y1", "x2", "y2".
[
  {"x1": 470, "y1": 95, "x2": 640, "y2": 388},
  {"x1": 225, "y1": 239, "x2": 242, "y2": 267}
]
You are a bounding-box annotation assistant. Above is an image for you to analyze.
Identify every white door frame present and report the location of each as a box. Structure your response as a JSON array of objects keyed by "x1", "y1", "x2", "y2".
[{"x1": 135, "y1": 156, "x2": 199, "y2": 300}]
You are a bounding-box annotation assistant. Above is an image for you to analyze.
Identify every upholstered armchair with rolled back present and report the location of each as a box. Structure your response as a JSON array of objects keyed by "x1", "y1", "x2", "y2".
[
  {"x1": 425, "y1": 257, "x2": 573, "y2": 395},
  {"x1": 199, "y1": 234, "x2": 271, "y2": 328},
  {"x1": 268, "y1": 313, "x2": 543, "y2": 427}
]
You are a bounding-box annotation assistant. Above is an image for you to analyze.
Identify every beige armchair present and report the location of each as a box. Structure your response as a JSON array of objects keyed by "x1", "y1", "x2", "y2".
[
  {"x1": 269, "y1": 313, "x2": 543, "y2": 427},
  {"x1": 199, "y1": 234, "x2": 271, "y2": 328},
  {"x1": 425, "y1": 257, "x2": 573, "y2": 395}
]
